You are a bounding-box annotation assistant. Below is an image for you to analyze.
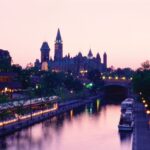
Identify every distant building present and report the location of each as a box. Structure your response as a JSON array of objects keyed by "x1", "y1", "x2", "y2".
[
  {"x1": 40, "y1": 42, "x2": 50, "y2": 63},
  {"x1": 103, "y1": 52, "x2": 107, "y2": 69},
  {"x1": 0, "y1": 73, "x2": 21, "y2": 93},
  {"x1": 35, "y1": 29, "x2": 108, "y2": 74},
  {"x1": 0, "y1": 49, "x2": 11, "y2": 72},
  {"x1": 0, "y1": 49, "x2": 22, "y2": 93},
  {"x1": 88, "y1": 49, "x2": 93, "y2": 59}
]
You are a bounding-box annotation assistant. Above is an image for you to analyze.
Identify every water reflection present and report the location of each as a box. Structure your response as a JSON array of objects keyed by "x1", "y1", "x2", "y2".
[
  {"x1": 119, "y1": 132, "x2": 133, "y2": 150},
  {"x1": 119, "y1": 132, "x2": 132, "y2": 142},
  {"x1": 0, "y1": 99, "x2": 132, "y2": 150}
]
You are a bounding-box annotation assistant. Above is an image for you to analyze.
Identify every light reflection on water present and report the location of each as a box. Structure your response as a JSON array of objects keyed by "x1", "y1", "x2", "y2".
[{"x1": 0, "y1": 99, "x2": 132, "y2": 150}]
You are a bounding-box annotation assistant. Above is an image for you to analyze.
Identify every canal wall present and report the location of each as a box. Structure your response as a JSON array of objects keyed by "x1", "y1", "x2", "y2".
[
  {"x1": 0, "y1": 95, "x2": 99, "y2": 137},
  {"x1": 132, "y1": 101, "x2": 150, "y2": 150}
]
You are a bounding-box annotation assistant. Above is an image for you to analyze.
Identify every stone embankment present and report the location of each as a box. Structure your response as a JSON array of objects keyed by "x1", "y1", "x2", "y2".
[{"x1": 133, "y1": 101, "x2": 150, "y2": 150}]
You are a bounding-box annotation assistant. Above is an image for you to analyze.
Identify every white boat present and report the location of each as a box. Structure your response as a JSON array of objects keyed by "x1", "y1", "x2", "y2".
[
  {"x1": 118, "y1": 109, "x2": 134, "y2": 132},
  {"x1": 121, "y1": 98, "x2": 134, "y2": 112},
  {"x1": 122, "y1": 110, "x2": 134, "y2": 121},
  {"x1": 118, "y1": 121, "x2": 134, "y2": 132},
  {"x1": 118, "y1": 98, "x2": 135, "y2": 132}
]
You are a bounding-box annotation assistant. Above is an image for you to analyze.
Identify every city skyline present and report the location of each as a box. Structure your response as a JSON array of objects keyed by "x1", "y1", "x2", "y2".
[{"x1": 0, "y1": 0, "x2": 150, "y2": 69}]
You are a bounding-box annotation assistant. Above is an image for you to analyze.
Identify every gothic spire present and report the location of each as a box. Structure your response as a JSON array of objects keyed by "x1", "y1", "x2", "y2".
[
  {"x1": 56, "y1": 28, "x2": 62, "y2": 43},
  {"x1": 103, "y1": 52, "x2": 107, "y2": 69},
  {"x1": 88, "y1": 49, "x2": 93, "y2": 59}
]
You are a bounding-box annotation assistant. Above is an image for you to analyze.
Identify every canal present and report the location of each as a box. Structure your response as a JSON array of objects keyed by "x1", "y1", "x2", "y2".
[{"x1": 0, "y1": 99, "x2": 132, "y2": 150}]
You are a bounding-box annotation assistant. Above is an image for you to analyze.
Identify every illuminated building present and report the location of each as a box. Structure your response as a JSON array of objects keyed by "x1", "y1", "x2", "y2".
[
  {"x1": 0, "y1": 73, "x2": 21, "y2": 93},
  {"x1": 35, "y1": 28, "x2": 108, "y2": 74}
]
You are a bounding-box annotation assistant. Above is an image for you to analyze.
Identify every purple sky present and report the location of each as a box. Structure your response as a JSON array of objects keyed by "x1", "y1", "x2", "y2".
[{"x1": 0, "y1": 0, "x2": 150, "y2": 69}]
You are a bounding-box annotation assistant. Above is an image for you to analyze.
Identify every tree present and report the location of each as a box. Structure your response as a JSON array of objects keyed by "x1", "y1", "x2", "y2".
[
  {"x1": 133, "y1": 61, "x2": 150, "y2": 100},
  {"x1": 141, "y1": 60, "x2": 150, "y2": 70},
  {"x1": 87, "y1": 69, "x2": 104, "y2": 91},
  {"x1": 64, "y1": 75, "x2": 83, "y2": 92},
  {"x1": 11, "y1": 64, "x2": 22, "y2": 73}
]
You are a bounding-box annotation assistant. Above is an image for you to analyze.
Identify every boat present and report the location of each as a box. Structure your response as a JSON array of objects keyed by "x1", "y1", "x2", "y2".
[
  {"x1": 121, "y1": 98, "x2": 134, "y2": 112},
  {"x1": 118, "y1": 98, "x2": 135, "y2": 132},
  {"x1": 122, "y1": 110, "x2": 134, "y2": 121},
  {"x1": 118, "y1": 119, "x2": 134, "y2": 132}
]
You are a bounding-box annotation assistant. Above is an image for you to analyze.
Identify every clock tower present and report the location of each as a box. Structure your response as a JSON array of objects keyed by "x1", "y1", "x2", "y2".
[{"x1": 54, "y1": 28, "x2": 63, "y2": 61}]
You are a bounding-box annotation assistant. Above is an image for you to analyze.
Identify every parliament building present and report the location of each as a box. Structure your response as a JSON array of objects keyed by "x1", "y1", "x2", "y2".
[{"x1": 34, "y1": 29, "x2": 107, "y2": 75}]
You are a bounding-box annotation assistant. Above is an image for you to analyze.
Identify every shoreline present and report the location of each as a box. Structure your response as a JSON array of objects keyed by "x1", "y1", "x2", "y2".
[{"x1": 0, "y1": 95, "x2": 99, "y2": 137}]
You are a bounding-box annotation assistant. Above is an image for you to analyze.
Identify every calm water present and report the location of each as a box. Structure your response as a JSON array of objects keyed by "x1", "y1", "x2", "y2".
[{"x1": 0, "y1": 99, "x2": 132, "y2": 150}]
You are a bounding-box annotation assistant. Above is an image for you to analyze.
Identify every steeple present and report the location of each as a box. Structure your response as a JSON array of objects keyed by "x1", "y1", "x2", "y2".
[
  {"x1": 56, "y1": 28, "x2": 62, "y2": 43},
  {"x1": 88, "y1": 49, "x2": 93, "y2": 59},
  {"x1": 96, "y1": 53, "x2": 101, "y2": 63},
  {"x1": 54, "y1": 28, "x2": 63, "y2": 61},
  {"x1": 68, "y1": 53, "x2": 70, "y2": 59},
  {"x1": 103, "y1": 52, "x2": 107, "y2": 69},
  {"x1": 78, "y1": 52, "x2": 83, "y2": 57}
]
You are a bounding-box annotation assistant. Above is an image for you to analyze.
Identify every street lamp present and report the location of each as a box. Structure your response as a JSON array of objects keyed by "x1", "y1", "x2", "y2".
[
  {"x1": 102, "y1": 76, "x2": 106, "y2": 80},
  {"x1": 145, "y1": 104, "x2": 148, "y2": 108},
  {"x1": 36, "y1": 85, "x2": 38, "y2": 89},
  {"x1": 146, "y1": 110, "x2": 150, "y2": 115},
  {"x1": 143, "y1": 100, "x2": 146, "y2": 103},
  {"x1": 115, "y1": 76, "x2": 118, "y2": 80},
  {"x1": 4, "y1": 87, "x2": 8, "y2": 93}
]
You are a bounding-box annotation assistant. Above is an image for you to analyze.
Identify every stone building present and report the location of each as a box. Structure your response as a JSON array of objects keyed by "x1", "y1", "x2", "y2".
[{"x1": 35, "y1": 29, "x2": 108, "y2": 74}]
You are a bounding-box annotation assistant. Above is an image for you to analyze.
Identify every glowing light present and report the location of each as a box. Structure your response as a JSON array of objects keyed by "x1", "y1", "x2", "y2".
[
  {"x1": 41, "y1": 62, "x2": 48, "y2": 71},
  {"x1": 143, "y1": 100, "x2": 146, "y2": 103},
  {"x1": 96, "y1": 99, "x2": 100, "y2": 110},
  {"x1": 108, "y1": 76, "x2": 112, "y2": 80},
  {"x1": 115, "y1": 76, "x2": 118, "y2": 80},
  {"x1": 102, "y1": 76, "x2": 106, "y2": 80},
  {"x1": 36, "y1": 85, "x2": 39, "y2": 89},
  {"x1": 70, "y1": 110, "x2": 73, "y2": 119},
  {"x1": 145, "y1": 104, "x2": 148, "y2": 108},
  {"x1": 4, "y1": 87, "x2": 8, "y2": 92},
  {"x1": 85, "y1": 83, "x2": 93, "y2": 89},
  {"x1": 146, "y1": 110, "x2": 150, "y2": 114},
  {"x1": 70, "y1": 90, "x2": 73, "y2": 94},
  {"x1": 80, "y1": 70, "x2": 88, "y2": 74},
  {"x1": 122, "y1": 77, "x2": 126, "y2": 80}
]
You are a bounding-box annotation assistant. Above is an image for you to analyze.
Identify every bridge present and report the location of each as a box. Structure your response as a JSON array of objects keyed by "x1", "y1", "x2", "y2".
[
  {"x1": 103, "y1": 77, "x2": 132, "y2": 87},
  {"x1": 102, "y1": 76, "x2": 132, "y2": 98}
]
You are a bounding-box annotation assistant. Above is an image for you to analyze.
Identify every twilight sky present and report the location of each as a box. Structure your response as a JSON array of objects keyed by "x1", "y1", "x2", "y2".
[{"x1": 0, "y1": 0, "x2": 150, "y2": 69}]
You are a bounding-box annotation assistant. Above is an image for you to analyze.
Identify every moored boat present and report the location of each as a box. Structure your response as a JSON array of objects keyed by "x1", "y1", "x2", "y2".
[
  {"x1": 118, "y1": 120, "x2": 134, "y2": 132},
  {"x1": 121, "y1": 98, "x2": 134, "y2": 112},
  {"x1": 118, "y1": 98, "x2": 135, "y2": 132}
]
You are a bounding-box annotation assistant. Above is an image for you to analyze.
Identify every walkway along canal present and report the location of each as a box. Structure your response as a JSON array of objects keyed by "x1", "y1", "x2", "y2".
[
  {"x1": 0, "y1": 96, "x2": 99, "y2": 136},
  {"x1": 132, "y1": 101, "x2": 150, "y2": 150}
]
